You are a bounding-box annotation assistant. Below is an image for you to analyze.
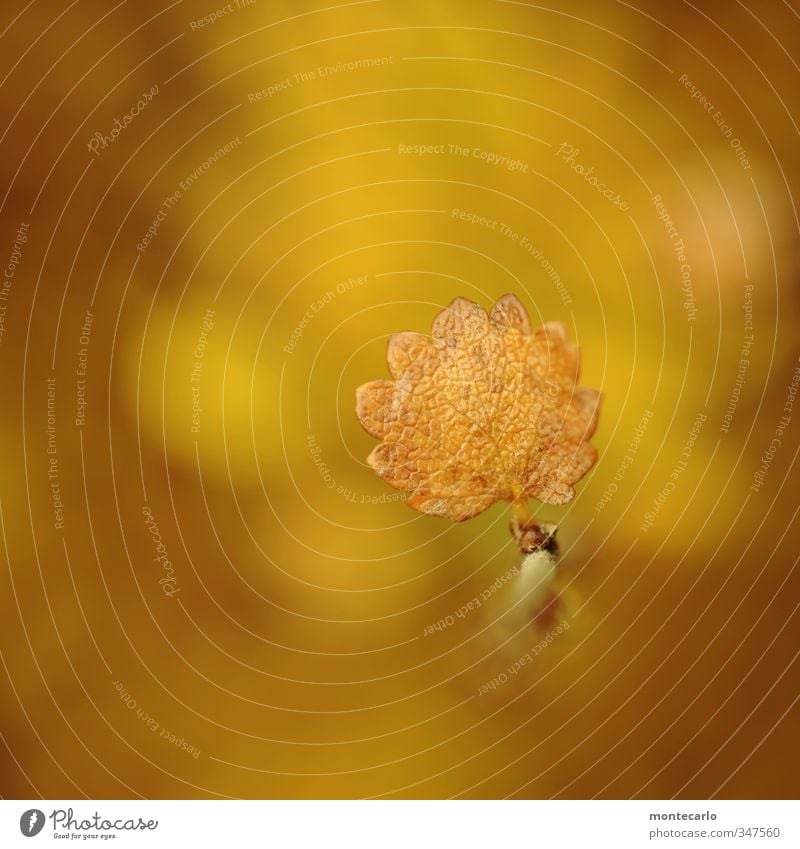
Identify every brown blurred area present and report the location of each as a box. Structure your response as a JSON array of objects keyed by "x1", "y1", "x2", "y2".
[{"x1": 0, "y1": 0, "x2": 798, "y2": 799}]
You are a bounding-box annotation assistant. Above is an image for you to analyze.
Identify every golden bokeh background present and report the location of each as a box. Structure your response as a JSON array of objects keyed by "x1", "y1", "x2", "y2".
[{"x1": 0, "y1": 0, "x2": 798, "y2": 799}]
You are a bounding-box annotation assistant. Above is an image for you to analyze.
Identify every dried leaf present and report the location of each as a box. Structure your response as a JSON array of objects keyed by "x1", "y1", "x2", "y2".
[{"x1": 355, "y1": 294, "x2": 601, "y2": 521}]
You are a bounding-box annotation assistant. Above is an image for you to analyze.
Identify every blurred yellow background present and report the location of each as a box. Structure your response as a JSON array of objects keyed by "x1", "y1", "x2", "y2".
[{"x1": 0, "y1": 0, "x2": 798, "y2": 799}]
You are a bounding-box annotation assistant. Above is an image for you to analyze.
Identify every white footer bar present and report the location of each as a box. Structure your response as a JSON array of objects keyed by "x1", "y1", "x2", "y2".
[{"x1": 1, "y1": 800, "x2": 796, "y2": 848}]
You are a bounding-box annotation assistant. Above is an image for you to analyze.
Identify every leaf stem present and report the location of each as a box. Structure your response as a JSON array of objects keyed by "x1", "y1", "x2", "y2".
[{"x1": 511, "y1": 497, "x2": 536, "y2": 527}]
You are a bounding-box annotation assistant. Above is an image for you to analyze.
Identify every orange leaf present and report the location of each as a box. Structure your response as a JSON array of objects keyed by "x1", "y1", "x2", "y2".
[{"x1": 355, "y1": 295, "x2": 601, "y2": 521}]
